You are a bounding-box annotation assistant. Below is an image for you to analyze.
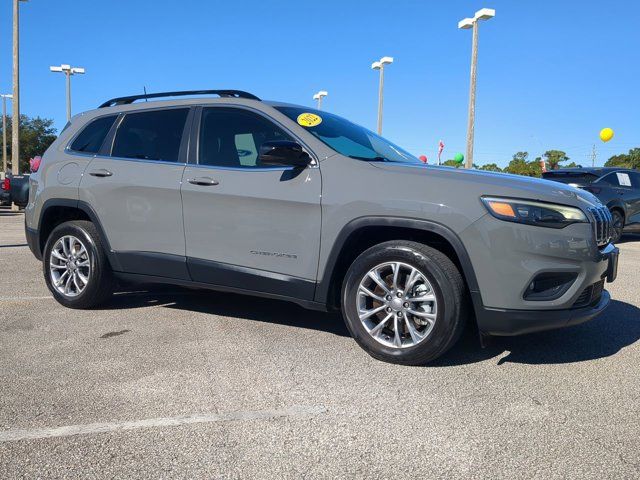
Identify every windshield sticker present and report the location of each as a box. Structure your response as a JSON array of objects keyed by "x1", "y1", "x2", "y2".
[
  {"x1": 616, "y1": 172, "x2": 631, "y2": 186},
  {"x1": 297, "y1": 113, "x2": 322, "y2": 127}
]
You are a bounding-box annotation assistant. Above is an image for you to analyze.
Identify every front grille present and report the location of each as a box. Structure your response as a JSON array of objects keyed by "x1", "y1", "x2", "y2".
[
  {"x1": 588, "y1": 206, "x2": 613, "y2": 247},
  {"x1": 573, "y1": 279, "x2": 605, "y2": 308}
]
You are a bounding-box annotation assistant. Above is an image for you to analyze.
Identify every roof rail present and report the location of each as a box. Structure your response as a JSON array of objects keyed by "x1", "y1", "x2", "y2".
[{"x1": 98, "y1": 89, "x2": 260, "y2": 108}]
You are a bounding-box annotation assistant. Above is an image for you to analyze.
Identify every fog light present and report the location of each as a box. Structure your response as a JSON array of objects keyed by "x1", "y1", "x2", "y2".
[{"x1": 523, "y1": 272, "x2": 578, "y2": 301}]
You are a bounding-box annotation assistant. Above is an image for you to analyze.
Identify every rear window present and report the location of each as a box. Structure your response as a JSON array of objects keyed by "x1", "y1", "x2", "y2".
[
  {"x1": 542, "y1": 171, "x2": 599, "y2": 184},
  {"x1": 69, "y1": 115, "x2": 117, "y2": 153},
  {"x1": 111, "y1": 108, "x2": 189, "y2": 162}
]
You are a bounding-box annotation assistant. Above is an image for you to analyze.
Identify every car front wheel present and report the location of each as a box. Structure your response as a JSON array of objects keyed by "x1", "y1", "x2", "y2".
[
  {"x1": 341, "y1": 241, "x2": 467, "y2": 365},
  {"x1": 610, "y1": 210, "x2": 624, "y2": 243}
]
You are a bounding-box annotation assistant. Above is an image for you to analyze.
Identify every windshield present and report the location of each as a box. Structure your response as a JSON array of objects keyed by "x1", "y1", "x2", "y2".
[{"x1": 275, "y1": 106, "x2": 420, "y2": 163}]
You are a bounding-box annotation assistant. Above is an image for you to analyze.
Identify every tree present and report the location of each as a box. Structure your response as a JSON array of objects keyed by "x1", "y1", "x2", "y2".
[
  {"x1": 479, "y1": 163, "x2": 502, "y2": 172},
  {"x1": 0, "y1": 115, "x2": 57, "y2": 173},
  {"x1": 605, "y1": 148, "x2": 640, "y2": 169},
  {"x1": 504, "y1": 151, "x2": 542, "y2": 177},
  {"x1": 442, "y1": 159, "x2": 463, "y2": 168},
  {"x1": 543, "y1": 150, "x2": 569, "y2": 170}
]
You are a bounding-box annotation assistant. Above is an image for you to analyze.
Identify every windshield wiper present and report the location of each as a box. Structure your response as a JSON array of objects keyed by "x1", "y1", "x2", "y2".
[{"x1": 348, "y1": 155, "x2": 388, "y2": 162}]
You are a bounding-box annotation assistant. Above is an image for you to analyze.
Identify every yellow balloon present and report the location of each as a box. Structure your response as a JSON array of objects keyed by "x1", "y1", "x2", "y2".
[{"x1": 600, "y1": 127, "x2": 614, "y2": 142}]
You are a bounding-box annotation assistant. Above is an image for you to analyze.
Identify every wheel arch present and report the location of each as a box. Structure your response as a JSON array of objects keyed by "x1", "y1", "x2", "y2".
[
  {"x1": 315, "y1": 217, "x2": 482, "y2": 316},
  {"x1": 36, "y1": 199, "x2": 121, "y2": 270}
]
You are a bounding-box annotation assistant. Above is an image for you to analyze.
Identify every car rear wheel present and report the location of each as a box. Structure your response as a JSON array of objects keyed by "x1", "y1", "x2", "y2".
[
  {"x1": 43, "y1": 220, "x2": 114, "y2": 309},
  {"x1": 610, "y1": 210, "x2": 624, "y2": 243},
  {"x1": 341, "y1": 241, "x2": 468, "y2": 365}
]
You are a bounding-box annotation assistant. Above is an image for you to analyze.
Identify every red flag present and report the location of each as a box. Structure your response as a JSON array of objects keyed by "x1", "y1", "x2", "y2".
[{"x1": 437, "y1": 140, "x2": 445, "y2": 165}]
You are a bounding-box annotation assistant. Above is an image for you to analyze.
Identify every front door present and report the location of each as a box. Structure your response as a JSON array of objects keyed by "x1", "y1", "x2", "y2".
[
  {"x1": 79, "y1": 107, "x2": 191, "y2": 277},
  {"x1": 181, "y1": 106, "x2": 321, "y2": 299}
]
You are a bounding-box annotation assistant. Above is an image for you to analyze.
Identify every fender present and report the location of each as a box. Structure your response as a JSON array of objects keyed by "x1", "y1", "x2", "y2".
[
  {"x1": 35, "y1": 198, "x2": 122, "y2": 271},
  {"x1": 314, "y1": 216, "x2": 483, "y2": 316},
  {"x1": 605, "y1": 199, "x2": 626, "y2": 218}
]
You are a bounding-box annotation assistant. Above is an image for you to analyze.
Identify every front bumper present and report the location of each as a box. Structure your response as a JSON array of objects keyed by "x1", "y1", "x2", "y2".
[
  {"x1": 476, "y1": 289, "x2": 611, "y2": 336},
  {"x1": 474, "y1": 245, "x2": 618, "y2": 335}
]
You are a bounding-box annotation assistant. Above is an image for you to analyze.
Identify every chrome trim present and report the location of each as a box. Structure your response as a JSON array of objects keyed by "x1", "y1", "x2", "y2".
[
  {"x1": 186, "y1": 164, "x2": 293, "y2": 172},
  {"x1": 587, "y1": 206, "x2": 613, "y2": 247}
]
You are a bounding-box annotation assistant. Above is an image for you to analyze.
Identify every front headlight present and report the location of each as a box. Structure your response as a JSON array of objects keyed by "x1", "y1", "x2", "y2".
[{"x1": 481, "y1": 196, "x2": 588, "y2": 229}]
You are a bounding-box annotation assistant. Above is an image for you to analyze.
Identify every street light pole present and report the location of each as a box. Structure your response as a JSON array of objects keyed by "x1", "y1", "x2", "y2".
[
  {"x1": 371, "y1": 56, "x2": 393, "y2": 135},
  {"x1": 459, "y1": 8, "x2": 495, "y2": 169},
  {"x1": 50, "y1": 64, "x2": 86, "y2": 122},
  {"x1": 313, "y1": 90, "x2": 328, "y2": 110},
  {"x1": 1, "y1": 95, "x2": 13, "y2": 174}
]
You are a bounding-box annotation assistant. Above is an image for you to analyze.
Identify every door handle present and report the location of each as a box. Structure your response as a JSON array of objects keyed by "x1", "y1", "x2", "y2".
[
  {"x1": 188, "y1": 177, "x2": 219, "y2": 186},
  {"x1": 89, "y1": 169, "x2": 113, "y2": 178}
]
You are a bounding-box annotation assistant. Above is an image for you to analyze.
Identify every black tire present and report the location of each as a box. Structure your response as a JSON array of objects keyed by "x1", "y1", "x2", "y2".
[
  {"x1": 43, "y1": 220, "x2": 114, "y2": 309},
  {"x1": 341, "y1": 241, "x2": 467, "y2": 365},
  {"x1": 610, "y1": 210, "x2": 624, "y2": 244}
]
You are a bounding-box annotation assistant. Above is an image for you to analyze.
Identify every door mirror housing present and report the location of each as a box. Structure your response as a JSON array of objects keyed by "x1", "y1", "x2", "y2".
[{"x1": 258, "y1": 141, "x2": 311, "y2": 168}]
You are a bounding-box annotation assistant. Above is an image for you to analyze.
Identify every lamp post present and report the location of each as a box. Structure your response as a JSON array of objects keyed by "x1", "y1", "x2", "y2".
[
  {"x1": 1, "y1": 94, "x2": 13, "y2": 174},
  {"x1": 50, "y1": 64, "x2": 86, "y2": 122},
  {"x1": 371, "y1": 56, "x2": 393, "y2": 135},
  {"x1": 458, "y1": 8, "x2": 495, "y2": 169},
  {"x1": 313, "y1": 90, "x2": 328, "y2": 110},
  {"x1": 12, "y1": 0, "x2": 29, "y2": 176}
]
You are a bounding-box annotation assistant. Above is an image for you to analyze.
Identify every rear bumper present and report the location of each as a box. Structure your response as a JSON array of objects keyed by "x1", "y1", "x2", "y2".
[
  {"x1": 25, "y1": 225, "x2": 41, "y2": 260},
  {"x1": 477, "y1": 289, "x2": 610, "y2": 336}
]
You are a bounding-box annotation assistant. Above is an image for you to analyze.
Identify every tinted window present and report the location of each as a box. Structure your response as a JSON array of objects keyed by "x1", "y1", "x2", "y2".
[
  {"x1": 199, "y1": 108, "x2": 292, "y2": 168},
  {"x1": 112, "y1": 108, "x2": 189, "y2": 162},
  {"x1": 630, "y1": 172, "x2": 640, "y2": 188},
  {"x1": 599, "y1": 173, "x2": 619, "y2": 186},
  {"x1": 70, "y1": 115, "x2": 117, "y2": 153},
  {"x1": 599, "y1": 171, "x2": 633, "y2": 187}
]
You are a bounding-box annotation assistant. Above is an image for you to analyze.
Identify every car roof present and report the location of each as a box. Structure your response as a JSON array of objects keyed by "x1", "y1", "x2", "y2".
[{"x1": 547, "y1": 167, "x2": 635, "y2": 176}]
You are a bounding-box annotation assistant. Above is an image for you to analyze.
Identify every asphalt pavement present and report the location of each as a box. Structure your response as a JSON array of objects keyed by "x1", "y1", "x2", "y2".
[{"x1": 1, "y1": 207, "x2": 639, "y2": 479}]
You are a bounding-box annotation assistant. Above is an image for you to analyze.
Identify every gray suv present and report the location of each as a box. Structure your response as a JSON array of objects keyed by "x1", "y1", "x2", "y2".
[{"x1": 25, "y1": 90, "x2": 619, "y2": 365}]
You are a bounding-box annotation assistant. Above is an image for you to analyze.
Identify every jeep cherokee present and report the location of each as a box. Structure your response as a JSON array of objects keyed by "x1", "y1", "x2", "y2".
[{"x1": 24, "y1": 90, "x2": 619, "y2": 365}]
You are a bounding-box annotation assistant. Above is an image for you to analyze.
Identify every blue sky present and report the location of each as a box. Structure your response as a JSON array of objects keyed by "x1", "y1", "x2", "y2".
[{"x1": 0, "y1": 0, "x2": 638, "y2": 167}]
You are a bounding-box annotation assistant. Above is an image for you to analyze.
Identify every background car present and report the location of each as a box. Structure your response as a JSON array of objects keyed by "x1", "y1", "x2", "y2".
[{"x1": 543, "y1": 167, "x2": 640, "y2": 242}]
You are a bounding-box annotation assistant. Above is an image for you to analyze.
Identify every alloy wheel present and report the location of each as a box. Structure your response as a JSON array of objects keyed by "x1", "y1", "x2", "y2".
[
  {"x1": 357, "y1": 261, "x2": 438, "y2": 349},
  {"x1": 49, "y1": 235, "x2": 91, "y2": 297}
]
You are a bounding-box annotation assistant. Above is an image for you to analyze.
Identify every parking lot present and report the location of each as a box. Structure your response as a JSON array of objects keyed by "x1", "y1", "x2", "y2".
[{"x1": 1, "y1": 207, "x2": 639, "y2": 478}]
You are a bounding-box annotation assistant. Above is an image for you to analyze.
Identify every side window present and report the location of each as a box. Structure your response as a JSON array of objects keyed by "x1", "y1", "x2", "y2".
[
  {"x1": 599, "y1": 173, "x2": 620, "y2": 186},
  {"x1": 629, "y1": 172, "x2": 640, "y2": 189},
  {"x1": 69, "y1": 115, "x2": 117, "y2": 153},
  {"x1": 199, "y1": 108, "x2": 292, "y2": 168},
  {"x1": 111, "y1": 108, "x2": 189, "y2": 162}
]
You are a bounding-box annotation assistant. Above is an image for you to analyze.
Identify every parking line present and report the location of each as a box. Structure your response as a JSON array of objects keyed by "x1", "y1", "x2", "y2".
[
  {"x1": 0, "y1": 405, "x2": 326, "y2": 442},
  {"x1": 0, "y1": 295, "x2": 53, "y2": 302}
]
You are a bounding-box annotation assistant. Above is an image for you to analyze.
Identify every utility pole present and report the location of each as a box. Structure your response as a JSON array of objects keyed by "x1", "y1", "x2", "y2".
[
  {"x1": 50, "y1": 64, "x2": 86, "y2": 122},
  {"x1": 12, "y1": 0, "x2": 21, "y2": 176},
  {"x1": 591, "y1": 144, "x2": 597, "y2": 167},
  {"x1": 459, "y1": 8, "x2": 495, "y2": 169},
  {"x1": 371, "y1": 56, "x2": 393, "y2": 135},
  {"x1": 1, "y1": 94, "x2": 12, "y2": 174}
]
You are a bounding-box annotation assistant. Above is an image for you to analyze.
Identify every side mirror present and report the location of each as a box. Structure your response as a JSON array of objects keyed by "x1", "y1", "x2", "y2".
[{"x1": 258, "y1": 141, "x2": 311, "y2": 168}]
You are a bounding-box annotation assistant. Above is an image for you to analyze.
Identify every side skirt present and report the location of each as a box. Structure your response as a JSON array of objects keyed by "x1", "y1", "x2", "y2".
[{"x1": 112, "y1": 272, "x2": 328, "y2": 312}]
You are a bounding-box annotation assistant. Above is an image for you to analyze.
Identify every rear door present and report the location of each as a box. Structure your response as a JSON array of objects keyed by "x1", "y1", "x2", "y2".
[
  {"x1": 180, "y1": 106, "x2": 321, "y2": 299},
  {"x1": 627, "y1": 172, "x2": 640, "y2": 226},
  {"x1": 79, "y1": 107, "x2": 192, "y2": 278},
  {"x1": 598, "y1": 171, "x2": 635, "y2": 220}
]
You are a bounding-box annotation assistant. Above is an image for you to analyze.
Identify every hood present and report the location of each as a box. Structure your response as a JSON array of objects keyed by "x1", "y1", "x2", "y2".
[{"x1": 370, "y1": 162, "x2": 602, "y2": 209}]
